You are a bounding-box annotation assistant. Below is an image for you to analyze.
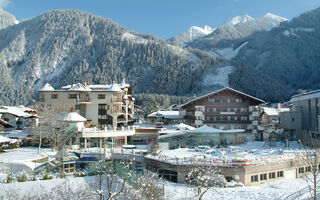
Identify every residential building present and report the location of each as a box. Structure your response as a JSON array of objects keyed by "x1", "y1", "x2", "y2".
[
  {"x1": 38, "y1": 80, "x2": 135, "y2": 128},
  {"x1": 0, "y1": 106, "x2": 38, "y2": 130},
  {"x1": 179, "y1": 87, "x2": 265, "y2": 131},
  {"x1": 147, "y1": 110, "x2": 184, "y2": 127}
]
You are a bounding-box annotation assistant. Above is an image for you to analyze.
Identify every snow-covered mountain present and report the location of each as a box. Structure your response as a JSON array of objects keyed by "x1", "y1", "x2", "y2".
[
  {"x1": 169, "y1": 13, "x2": 287, "y2": 47},
  {"x1": 168, "y1": 25, "x2": 215, "y2": 46},
  {"x1": 187, "y1": 13, "x2": 288, "y2": 58},
  {"x1": 225, "y1": 14, "x2": 254, "y2": 26}
]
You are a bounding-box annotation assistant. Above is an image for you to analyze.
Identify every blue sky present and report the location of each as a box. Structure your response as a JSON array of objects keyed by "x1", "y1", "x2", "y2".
[{"x1": 3, "y1": 0, "x2": 320, "y2": 39}]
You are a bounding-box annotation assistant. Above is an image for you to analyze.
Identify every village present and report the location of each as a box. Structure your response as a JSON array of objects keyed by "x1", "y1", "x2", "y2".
[{"x1": 0, "y1": 80, "x2": 320, "y2": 199}]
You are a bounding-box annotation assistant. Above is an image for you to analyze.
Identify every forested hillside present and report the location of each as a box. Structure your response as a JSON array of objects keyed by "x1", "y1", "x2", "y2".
[
  {"x1": 233, "y1": 7, "x2": 320, "y2": 91},
  {"x1": 0, "y1": 10, "x2": 223, "y2": 105}
]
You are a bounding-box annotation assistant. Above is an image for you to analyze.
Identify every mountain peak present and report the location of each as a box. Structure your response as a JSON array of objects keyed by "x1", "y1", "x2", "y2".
[
  {"x1": 225, "y1": 14, "x2": 254, "y2": 26},
  {"x1": 262, "y1": 13, "x2": 288, "y2": 22}
]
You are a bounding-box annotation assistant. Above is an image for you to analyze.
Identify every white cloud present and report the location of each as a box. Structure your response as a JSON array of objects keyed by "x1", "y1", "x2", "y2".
[{"x1": 0, "y1": 0, "x2": 10, "y2": 9}]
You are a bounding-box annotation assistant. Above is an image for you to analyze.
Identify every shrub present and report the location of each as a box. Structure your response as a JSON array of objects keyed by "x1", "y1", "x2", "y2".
[
  {"x1": 17, "y1": 173, "x2": 27, "y2": 182},
  {"x1": 41, "y1": 173, "x2": 53, "y2": 180}
]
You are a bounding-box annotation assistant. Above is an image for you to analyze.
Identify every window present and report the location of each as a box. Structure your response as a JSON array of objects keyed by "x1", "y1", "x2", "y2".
[
  {"x1": 227, "y1": 98, "x2": 230, "y2": 103},
  {"x1": 298, "y1": 167, "x2": 304, "y2": 174},
  {"x1": 277, "y1": 171, "x2": 283, "y2": 177},
  {"x1": 306, "y1": 166, "x2": 311, "y2": 172},
  {"x1": 98, "y1": 114, "x2": 107, "y2": 119},
  {"x1": 75, "y1": 105, "x2": 80, "y2": 110},
  {"x1": 68, "y1": 94, "x2": 77, "y2": 99},
  {"x1": 213, "y1": 108, "x2": 216, "y2": 112},
  {"x1": 234, "y1": 108, "x2": 237, "y2": 112},
  {"x1": 227, "y1": 116, "x2": 231, "y2": 121},
  {"x1": 51, "y1": 94, "x2": 58, "y2": 99},
  {"x1": 98, "y1": 94, "x2": 105, "y2": 99},
  {"x1": 251, "y1": 175, "x2": 258, "y2": 182},
  {"x1": 260, "y1": 174, "x2": 267, "y2": 181},
  {"x1": 99, "y1": 104, "x2": 107, "y2": 110},
  {"x1": 234, "y1": 116, "x2": 238, "y2": 120},
  {"x1": 269, "y1": 172, "x2": 276, "y2": 179}
]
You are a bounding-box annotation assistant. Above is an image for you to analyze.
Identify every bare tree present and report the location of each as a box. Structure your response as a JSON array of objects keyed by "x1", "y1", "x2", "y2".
[
  {"x1": 185, "y1": 165, "x2": 226, "y2": 200},
  {"x1": 32, "y1": 103, "x2": 60, "y2": 153},
  {"x1": 298, "y1": 133, "x2": 320, "y2": 200},
  {"x1": 136, "y1": 172, "x2": 164, "y2": 200},
  {"x1": 88, "y1": 159, "x2": 133, "y2": 200}
]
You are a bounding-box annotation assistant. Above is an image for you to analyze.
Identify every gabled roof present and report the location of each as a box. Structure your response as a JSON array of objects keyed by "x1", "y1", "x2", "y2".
[
  {"x1": 0, "y1": 106, "x2": 34, "y2": 118},
  {"x1": 58, "y1": 112, "x2": 87, "y2": 122},
  {"x1": 107, "y1": 83, "x2": 122, "y2": 92},
  {"x1": 180, "y1": 87, "x2": 265, "y2": 108},
  {"x1": 38, "y1": 83, "x2": 55, "y2": 92}
]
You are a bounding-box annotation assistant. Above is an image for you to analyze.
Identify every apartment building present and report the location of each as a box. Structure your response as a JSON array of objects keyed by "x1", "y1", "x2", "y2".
[
  {"x1": 38, "y1": 80, "x2": 135, "y2": 128},
  {"x1": 179, "y1": 87, "x2": 265, "y2": 131}
]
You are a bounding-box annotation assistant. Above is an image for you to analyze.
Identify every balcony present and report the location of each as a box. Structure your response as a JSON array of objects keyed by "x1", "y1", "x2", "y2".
[{"x1": 77, "y1": 97, "x2": 91, "y2": 104}]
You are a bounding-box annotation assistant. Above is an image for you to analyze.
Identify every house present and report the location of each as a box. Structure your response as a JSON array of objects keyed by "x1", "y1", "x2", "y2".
[
  {"x1": 147, "y1": 110, "x2": 184, "y2": 127},
  {"x1": 0, "y1": 106, "x2": 38, "y2": 130},
  {"x1": 38, "y1": 80, "x2": 135, "y2": 129},
  {"x1": 179, "y1": 87, "x2": 265, "y2": 132}
]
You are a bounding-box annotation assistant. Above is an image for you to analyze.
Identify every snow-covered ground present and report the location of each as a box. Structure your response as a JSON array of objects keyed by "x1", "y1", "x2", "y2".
[
  {"x1": 0, "y1": 174, "x2": 315, "y2": 199},
  {"x1": 164, "y1": 175, "x2": 313, "y2": 200}
]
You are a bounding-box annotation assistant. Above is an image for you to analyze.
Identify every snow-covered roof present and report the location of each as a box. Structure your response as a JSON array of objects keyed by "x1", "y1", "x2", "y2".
[
  {"x1": 187, "y1": 125, "x2": 245, "y2": 133},
  {"x1": 61, "y1": 81, "x2": 129, "y2": 91},
  {"x1": 107, "y1": 83, "x2": 122, "y2": 92},
  {"x1": 58, "y1": 112, "x2": 87, "y2": 122},
  {"x1": 148, "y1": 111, "x2": 184, "y2": 119},
  {"x1": 187, "y1": 125, "x2": 221, "y2": 133},
  {"x1": 180, "y1": 87, "x2": 265, "y2": 108},
  {"x1": 0, "y1": 135, "x2": 17, "y2": 143},
  {"x1": 7, "y1": 131, "x2": 28, "y2": 139},
  {"x1": 0, "y1": 106, "x2": 34, "y2": 118},
  {"x1": 263, "y1": 107, "x2": 279, "y2": 116},
  {"x1": 169, "y1": 123, "x2": 195, "y2": 130},
  {"x1": 69, "y1": 83, "x2": 92, "y2": 92},
  {"x1": 38, "y1": 83, "x2": 55, "y2": 92}
]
